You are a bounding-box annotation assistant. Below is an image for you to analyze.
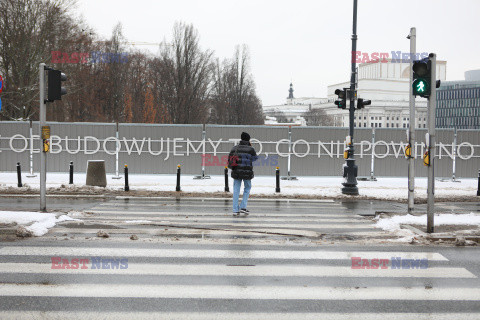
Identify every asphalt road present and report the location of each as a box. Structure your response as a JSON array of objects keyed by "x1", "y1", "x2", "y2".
[
  {"x1": 0, "y1": 240, "x2": 479, "y2": 319},
  {"x1": 2, "y1": 195, "x2": 478, "y2": 215},
  {"x1": 1, "y1": 197, "x2": 479, "y2": 319},
  {"x1": 12, "y1": 197, "x2": 400, "y2": 241}
]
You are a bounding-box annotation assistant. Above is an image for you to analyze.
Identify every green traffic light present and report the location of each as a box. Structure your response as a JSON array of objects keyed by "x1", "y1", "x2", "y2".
[
  {"x1": 412, "y1": 78, "x2": 430, "y2": 97},
  {"x1": 416, "y1": 80, "x2": 426, "y2": 92}
]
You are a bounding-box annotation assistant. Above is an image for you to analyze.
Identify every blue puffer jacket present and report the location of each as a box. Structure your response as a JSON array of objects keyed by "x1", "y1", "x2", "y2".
[{"x1": 228, "y1": 140, "x2": 258, "y2": 180}]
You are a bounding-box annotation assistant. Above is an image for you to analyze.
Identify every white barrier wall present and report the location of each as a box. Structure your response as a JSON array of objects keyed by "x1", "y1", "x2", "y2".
[{"x1": 0, "y1": 122, "x2": 479, "y2": 177}]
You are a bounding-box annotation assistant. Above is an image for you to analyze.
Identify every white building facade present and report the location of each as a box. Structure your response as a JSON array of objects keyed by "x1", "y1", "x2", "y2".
[
  {"x1": 263, "y1": 96, "x2": 327, "y2": 124},
  {"x1": 263, "y1": 59, "x2": 447, "y2": 128}
]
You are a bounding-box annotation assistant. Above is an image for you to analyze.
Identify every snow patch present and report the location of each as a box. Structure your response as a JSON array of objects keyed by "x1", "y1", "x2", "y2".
[
  {"x1": 0, "y1": 172, "x2": 477, "y2": 200},
  {"x1": 376, "y1": 213, "x2": 480, "y2": 232},
  {"x1": 124, "y1": 220, "x2": 153, "y2": 224},
  {"x1": 0, "y1": 211, "x2": 79, "y2": 236}
]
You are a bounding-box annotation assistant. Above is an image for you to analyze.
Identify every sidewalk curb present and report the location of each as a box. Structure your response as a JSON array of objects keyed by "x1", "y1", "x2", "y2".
[
  {"x1": 0, "y1": 194, "x2": 109, "y2": 199},
  {"x1": 400, "y1": 224, "x2": 428, "y2": 237},
  {"x1": 114, "y1": 196, "x2": 335, "y2": 203},
  {"x1": 401, "y1": 224, "x2": 480, "y2": 242},
  {"x1": 0, "y1": 227, "x2": 17, "y2": 236}
]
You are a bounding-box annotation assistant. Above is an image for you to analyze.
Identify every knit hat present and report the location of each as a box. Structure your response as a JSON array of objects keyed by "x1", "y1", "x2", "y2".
[{"x1": 241, "y1": 132, "x2": 250, "y2": 141}]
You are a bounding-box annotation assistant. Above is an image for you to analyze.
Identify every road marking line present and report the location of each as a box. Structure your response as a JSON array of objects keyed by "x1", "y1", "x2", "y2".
[
  {"x1": 95, "y1": 204, "x2": 340, "y2": 209},
  {"x1": 0, "y1": 247, "x2": 448, "y2": 261},
  {"x1": 0, "y1": 284, "x2": 477, "y2": 300},
  {"x1": 115, "y1": 197, "x2": 336, "y2": 203},
  {"x1": 86, "y1": 211, "x2": 360, "y2": 218},
  {"x1": 57, "y1": 221, "x2": 372, "y2": 229},
  {"x1": 0, "y1": 263, "x2": 474, "y2": 278},
  {"x1": 81, "y1": 217, "x2": 371, "y2": 223},
  {"x1": 48, "y1": 228, "x2": 319, "y2": 237},
  {"x1": 0, "y1": 312, "x2": 479, "y2": 320}
]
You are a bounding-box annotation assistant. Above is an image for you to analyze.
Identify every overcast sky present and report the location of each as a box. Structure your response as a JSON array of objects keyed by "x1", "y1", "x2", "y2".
[{"x1": 76, "y1": 0, "x2": 480, "y2": 106}]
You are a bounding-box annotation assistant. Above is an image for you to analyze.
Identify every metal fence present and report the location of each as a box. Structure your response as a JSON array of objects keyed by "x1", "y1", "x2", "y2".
[{"x1": 1, "y1": 121, "x2": 479, "y2": 178}]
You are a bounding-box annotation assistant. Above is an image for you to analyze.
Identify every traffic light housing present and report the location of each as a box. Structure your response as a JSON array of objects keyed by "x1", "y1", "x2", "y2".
[
  {"x1": 357, "y1": 98, "x2": 371, "y2": 109},
  {"x1": 47, "y1": 69, "x2": 67, "y2": 101},
  {"x1": 412, "y1": 58, "x2": 431, "y2": 98},
  {"x1": 334, "y1": 89, "x2": 347, "y2": 109}
]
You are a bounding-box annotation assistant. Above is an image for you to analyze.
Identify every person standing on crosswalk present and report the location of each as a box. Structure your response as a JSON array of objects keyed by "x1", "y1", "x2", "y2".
[{"x1": 228, "y1": 132, "x2": 258, "y2": 216}]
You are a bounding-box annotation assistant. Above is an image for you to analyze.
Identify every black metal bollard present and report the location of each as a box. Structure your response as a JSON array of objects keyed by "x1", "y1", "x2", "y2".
[
  {"x1": 176, "y1": 165, "x2": 181, "y2": 192},
  {"x1": 124, "y1": 164, "x2": 129, "y2": 192},
  {"x1": 224, "y1": 166, "x2": 230, "y2": 192},
  {"x1": 16, "y1": 162, "x2": 23, "y2": 188},
  {"x1": 477, "y1": 170, "x2": 480, "y2": 196},
  {"x1": 69, "y1": 161, "x2": 74, "y2": 185},
  {"x1": 275, "y1": 167, "x2": 280, "y2": 193}
]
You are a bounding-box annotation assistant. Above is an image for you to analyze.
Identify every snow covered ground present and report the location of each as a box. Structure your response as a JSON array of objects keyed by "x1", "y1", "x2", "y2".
[
  {"x1": 376, "y1": 213, "x2": 480, "y2": 232},
  {"x1": 0, "y1": 211, "x2": 78, "y2": 236},
  {"x1": 374, "y1": 213, "x2": 480, "y2": 242},
  {"x1": 0, "y1": 172, "x2": 477, "y2": 200}
]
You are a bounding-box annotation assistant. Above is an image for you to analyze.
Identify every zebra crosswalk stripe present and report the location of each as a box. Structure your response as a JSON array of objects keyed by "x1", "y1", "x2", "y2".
[
  {"x1": 1, "y1": 240, "x2": 478, "y2": 318},
  {"x1": 57, "y1": 222, "x2": 373, "y2": 229},
  {"x1": 1, "y1": 283, "x2": 479, "y2": 300},
  {"x1": 0, "y1": 263, "x2": 474, "y2": 278},
  {"x1": 46, "y1": 227, "x2": 322, "y2": 238},
  {"x1": 0, "y1": 312, "x2": 479, "y2": 320},
  {"x1": 87, "y1": 210, "x2": 350, "y2": 218},
  {"x1": 0, "y1": 247, "x2": 449, "y2": 261},
  {"x1": 78, "y1": 216, "x2": 370, "y2": 223}
]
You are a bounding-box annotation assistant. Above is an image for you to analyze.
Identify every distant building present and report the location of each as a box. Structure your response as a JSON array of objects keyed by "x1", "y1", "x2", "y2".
[
  {"x1": 321, "y1": 58, "x2": 446, "y2": 129},
  {"x1": 263, "y1": 83, "x2": 326, "y2": 125},
  {"x1": 263, "y1": 59, "x2": 447, "y2": 128},
  {"x1": 287, "y1": 83, "x2": 294, "y2": 100},
  {"x1": 264, "y1": 115, "x2": 306, "y2": 127},
  {"x1": 436, "y1": 70, "x2": 480, "y2": 129}
]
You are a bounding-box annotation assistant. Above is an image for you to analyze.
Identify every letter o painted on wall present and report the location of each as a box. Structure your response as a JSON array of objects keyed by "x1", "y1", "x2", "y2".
[
  {"x1": 9, "y1": 134, "x2": 28, "y2": 153},
  {"x1": 292, "y1": 139, "x2": 310, "y2": 158},
  {"x1": 250, "y1": 138, "x2": 262, "y2": 155},
  {"x1": 457, "y1": 142, "x2": 474, "y2": 160},
  {"x1": 373, "y1": 141, "x2": 390, "y2": 159}
]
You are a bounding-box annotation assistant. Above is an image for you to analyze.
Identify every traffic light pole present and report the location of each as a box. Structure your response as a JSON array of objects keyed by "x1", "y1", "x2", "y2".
[
  {"x1": 342, "y1": 0, "x2": 359, "y2": 195},
  {"x1": 407, "y1": 27, "x2": 416, "y2": 214},
  {"x1": 426, "y1": 53, "x2": 437, "y2": 233},
  {"x1": 39, "y1": 63, "x2": 47, "y2": 211}
]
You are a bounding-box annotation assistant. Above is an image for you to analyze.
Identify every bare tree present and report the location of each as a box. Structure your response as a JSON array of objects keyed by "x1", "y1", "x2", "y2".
[
  {"x1": 104, "y1": 23, "x2": 127, "y2": 122},
  {"x1": 0, "y1": 6, "x2": 265, "y2": 126},
  {"x1": 157, "y1": 22, "x2": 213, "y2": 124},
  {"x1": 209, "y1": 58, "x2": 229, "y2": 124},
  {"x1": 210, "y1": 45, "x2": 264, "y2": 125},
  {"x1": 0, "y1": 0, "x2": 75, "y2": 120},
  {"x1": 304, "y1": 108, "x2": 334, "y2": 126}
]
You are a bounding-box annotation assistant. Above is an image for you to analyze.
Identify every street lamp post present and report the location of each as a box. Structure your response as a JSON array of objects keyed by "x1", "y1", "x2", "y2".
[
  {"x1": 341, "y1": 0, "x2": 359, "y2": 196},
  {"x1": 407, "y1": 27, "x2": 416, "y2": 214}
]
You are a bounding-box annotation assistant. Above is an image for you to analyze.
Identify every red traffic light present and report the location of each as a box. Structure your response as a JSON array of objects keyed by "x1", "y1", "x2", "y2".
[
  {"x1": 335, "y1": 89, "x2": 346, "y2": 99},
  {"x1": 357, "y1": 98, "x2": 371, "y2": 109},
  {"x1": 334, "y1": 89, "x2": 347, "y2": 109},
  {"x1": 47, "y1": 69, "x2": 67, "y2": 101},
  {"x1": 412, "y1": 60, "x2": 429, "y2": 76}
]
